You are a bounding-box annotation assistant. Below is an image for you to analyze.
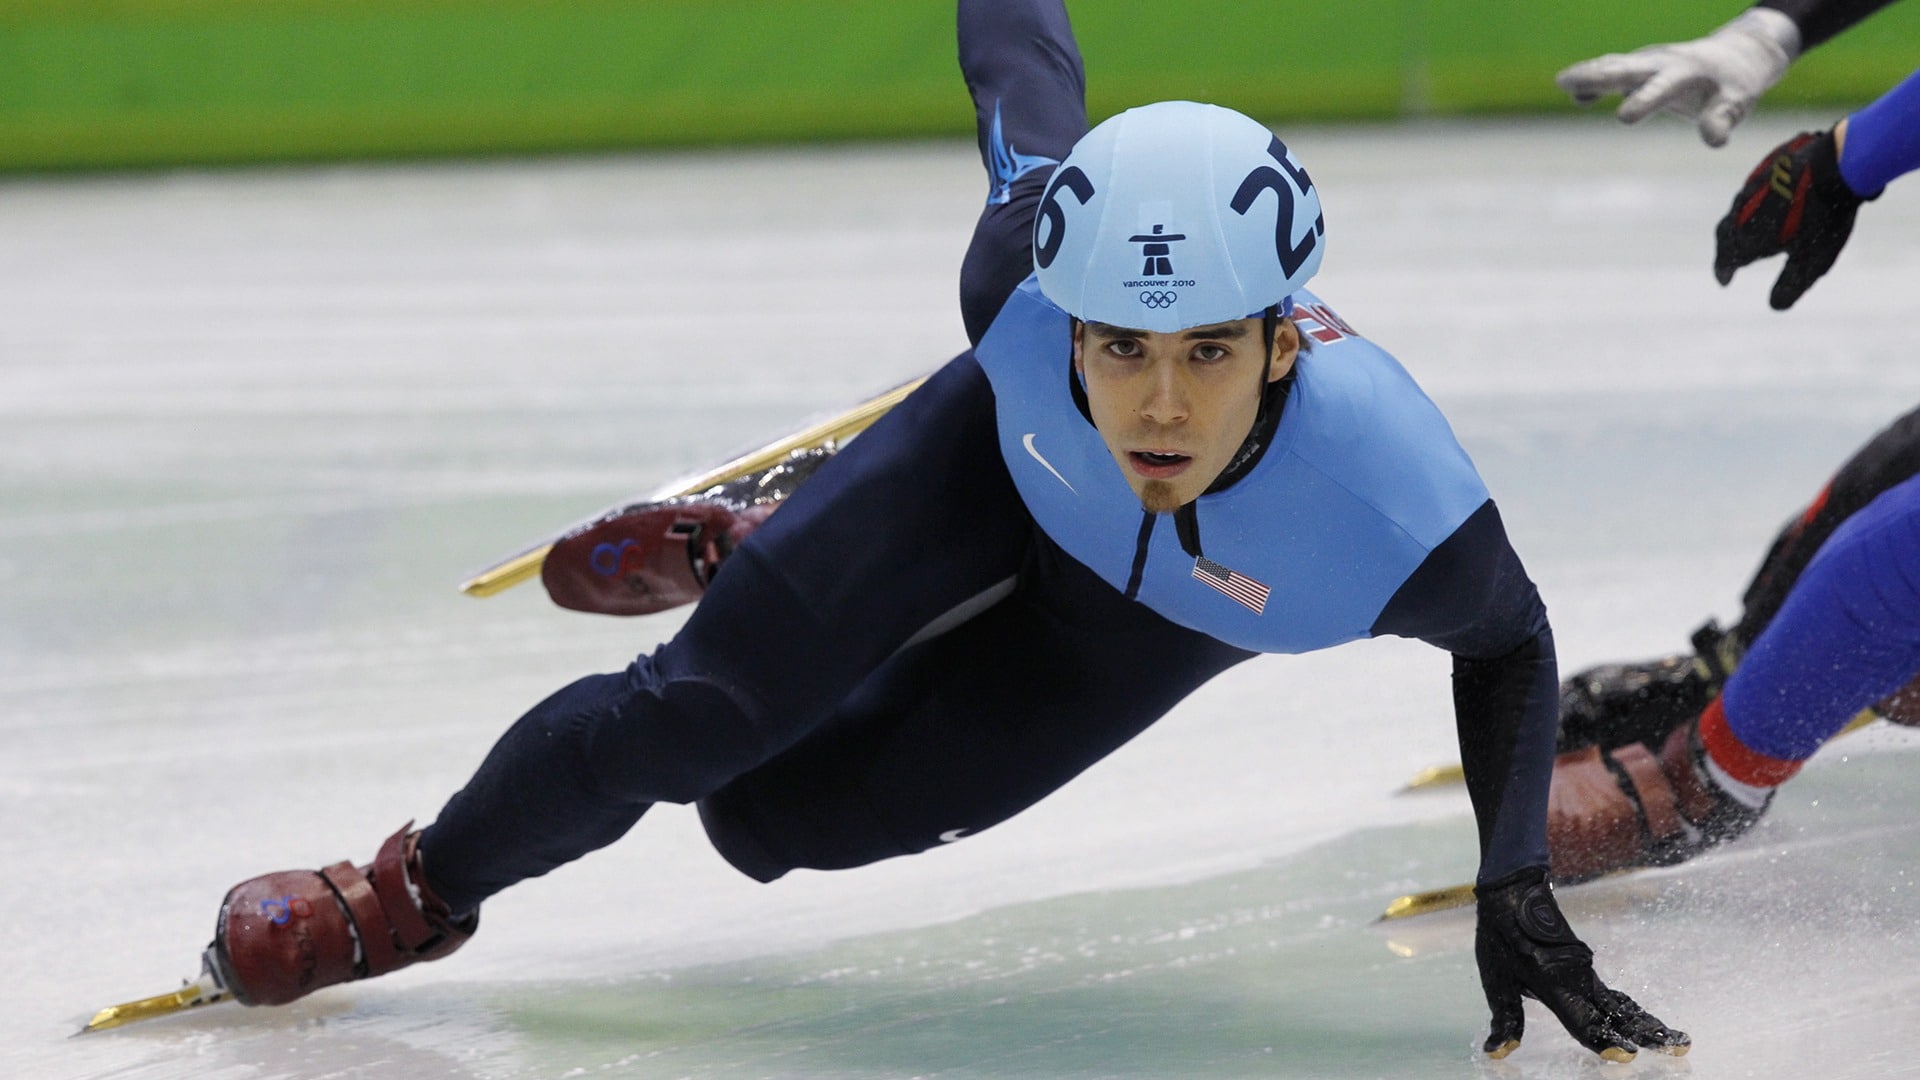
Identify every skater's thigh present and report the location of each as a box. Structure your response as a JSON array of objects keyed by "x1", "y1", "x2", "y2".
[
  {"x1": 699, "y1": 537, "x2": 1253, "y2": 879},
  {"x1": 657, "y1": 352, "x2": 1033, "y2": 718}
]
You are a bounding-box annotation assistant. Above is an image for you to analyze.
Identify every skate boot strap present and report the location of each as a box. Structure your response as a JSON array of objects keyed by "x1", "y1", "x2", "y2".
[
  {"x1": 317, "y1": 825, "x2": 451, "y2": 976},
  {"x1": 1546, "y1": 742, "x2": 1686, "y2": 882},
  {"x1": 1608, "y1": 742, "x2": 1683, "y2": 842},
  {"x1": 1659, "y1": 723, "x2": 1721, "y2": 825}
]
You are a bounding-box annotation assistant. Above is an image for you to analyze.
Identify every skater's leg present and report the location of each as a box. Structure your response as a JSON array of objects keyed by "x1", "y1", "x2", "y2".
[
  {"x1": 1736, "y1": 403, "x2": 1920, "y2": 642},
  {"x1": 419, "y1": 354, "x2": 1031, "y2": 913},
  {"x1": 699, "y1": 536, "x2": 1255, "y2": 880},
  {"x1": 1558, "y1": 403, "x2": 1920, "y2": 757},
  {"x1": 1719, "y1": 471, "x2": 1920, "y2": 770}
]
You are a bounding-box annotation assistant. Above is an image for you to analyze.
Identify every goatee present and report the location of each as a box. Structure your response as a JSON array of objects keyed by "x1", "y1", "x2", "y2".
[{"x1": 1139, "y1": 480, "x2": 1183, "y2": 515}]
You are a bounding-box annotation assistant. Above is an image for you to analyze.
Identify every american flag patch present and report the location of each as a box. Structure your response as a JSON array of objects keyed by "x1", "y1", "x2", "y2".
[{"x1": 1192, "y1": 557, "x2": 1270, "y2": 614}]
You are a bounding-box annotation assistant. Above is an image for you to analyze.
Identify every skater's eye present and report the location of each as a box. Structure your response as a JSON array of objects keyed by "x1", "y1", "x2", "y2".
[
  {"x1": 1102, "y1": 338, "x2": 1143, "y2": 358},
  {"x1": 1190, "y1": 343, "x2": 1230, "y2": 363}
]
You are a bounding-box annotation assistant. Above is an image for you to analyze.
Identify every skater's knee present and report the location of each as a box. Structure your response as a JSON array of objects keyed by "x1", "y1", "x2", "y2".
[
  {"x1": 698, "y1": 772, "x2": 912, "y2": 881},
  {"x1": 697, "y1": 793, "x2": 793, "y2": 883},
  {"x1": 582, "y1": 671, "x2": 778, "y2": 806}
]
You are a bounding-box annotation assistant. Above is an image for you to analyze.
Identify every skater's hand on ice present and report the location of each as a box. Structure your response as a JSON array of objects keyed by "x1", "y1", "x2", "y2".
[
  {"x1": 1473, "y1": 867, "x2": 1690, "y2": 1061},
  {"x1": 1714, "y1": 126, "x2": 1866, "y2": 310},
  {"x1": 1555, "y1": 9, "x2": 1798, "y2": 147}
]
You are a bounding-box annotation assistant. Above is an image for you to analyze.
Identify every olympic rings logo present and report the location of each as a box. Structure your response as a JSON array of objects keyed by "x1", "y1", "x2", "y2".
[
  {"x1": 1138, "y1": 290, "x2": 1178, "y2": 309},
  {"x1": 591, "y1": 539, "x2": 642, "y2": 576}
]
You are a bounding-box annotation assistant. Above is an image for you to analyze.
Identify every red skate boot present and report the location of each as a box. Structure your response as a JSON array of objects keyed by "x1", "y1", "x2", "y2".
[
  {"x1": 540, "y1": 445, "x2": 833, "y2": 616},
  {"x1": 1546, "y1": 704, "x2": 1771, "y2": 883},
  {"x1": 206, "y1": 824, "x2": 476, "y2": 1006}
]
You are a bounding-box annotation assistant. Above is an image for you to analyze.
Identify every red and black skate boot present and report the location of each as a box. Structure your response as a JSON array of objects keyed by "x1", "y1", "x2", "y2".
[
  {"x1": 206, "y1": 824, "x2": 476, "y2": 1007},
  {"x1": 1546, "y1": 703, "x2": 1770, "y2": 884}
]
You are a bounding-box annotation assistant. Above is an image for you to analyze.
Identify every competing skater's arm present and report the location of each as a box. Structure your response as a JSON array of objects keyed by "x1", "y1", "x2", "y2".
[
  {"x1": 1837, "y1": 68, "x2": 1920, "y2": 197},
  {"x1": 1712, "y1": 67, "x2": 1920, "y2": 308},
  {"x1": 956, "y1": 0, "x2": 1086, "y2": 343},
  {"x1": 1556, "y1": 0, "x2": 1903, "y2": 146},
  {"x1": 1760, "y1": 0, "x2": 1906, "y2": 48}
]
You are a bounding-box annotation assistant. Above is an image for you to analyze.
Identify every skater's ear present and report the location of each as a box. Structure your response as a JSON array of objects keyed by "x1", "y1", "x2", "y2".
[{"x1": 1268, "y1": 318, "x2": 1301, "y2": 383}]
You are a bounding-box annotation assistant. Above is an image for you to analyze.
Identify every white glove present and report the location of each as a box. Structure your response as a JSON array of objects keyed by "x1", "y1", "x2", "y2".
[{"x1": 1556, "y1": 8, "x2": 1801, "y2": 147}]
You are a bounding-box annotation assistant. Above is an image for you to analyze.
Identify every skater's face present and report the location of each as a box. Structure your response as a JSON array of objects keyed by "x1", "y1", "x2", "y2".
[{"x1": 1075, "y1": 317, "x2": 1298, "y2": 513}]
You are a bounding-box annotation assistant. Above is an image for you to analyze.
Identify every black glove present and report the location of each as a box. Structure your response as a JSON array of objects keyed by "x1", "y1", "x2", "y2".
[
  {"x1": 1474, "y1": 867, "x2": 1690, "y2": 1060},
  {"x1": 1713, "y1": 128, "x2": 1867, "y2": 310}
]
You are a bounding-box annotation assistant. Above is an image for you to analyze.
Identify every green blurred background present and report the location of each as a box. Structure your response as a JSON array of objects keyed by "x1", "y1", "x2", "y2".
[{"x1": 3, "y1": 0, "x2": 1916, "y2": 172}]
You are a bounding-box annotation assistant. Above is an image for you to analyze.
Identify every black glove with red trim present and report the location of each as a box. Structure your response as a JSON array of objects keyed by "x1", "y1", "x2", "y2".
[
  {"x1": 1713, "y1": 128, "x2": 1867, "y2": 310},
  {"x1": 1474, "y1": 867, "x2": 1690, "y2": 1061}
]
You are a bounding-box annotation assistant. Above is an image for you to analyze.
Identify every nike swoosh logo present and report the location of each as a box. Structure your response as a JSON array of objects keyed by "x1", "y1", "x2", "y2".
[
  {"x1": 1022, "y1": 433, "x2": 1076, "y2": 493},
  {"x1": 938, "y1": 828, "x2": 969, "y2": 844}
]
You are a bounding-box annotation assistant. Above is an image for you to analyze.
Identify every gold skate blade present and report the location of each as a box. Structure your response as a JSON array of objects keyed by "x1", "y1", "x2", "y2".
[
  {"x1": 1378, "y1": 882, "x2": 1475, "y2": 921},
  {"x1": 1398, "y1": 763, "x2": 1465, "y2": 792},
  {"x1": 78, "y1": 972, "x2": 228, "y2": 1035},
  {"x1": 458, "y1": 373, "x2": 927, "y2": 598}
]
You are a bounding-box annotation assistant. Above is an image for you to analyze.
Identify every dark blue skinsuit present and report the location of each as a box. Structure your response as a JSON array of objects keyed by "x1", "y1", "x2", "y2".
[{"x1": 414, "y1": 0, "x2": 1561, "y2": 915}]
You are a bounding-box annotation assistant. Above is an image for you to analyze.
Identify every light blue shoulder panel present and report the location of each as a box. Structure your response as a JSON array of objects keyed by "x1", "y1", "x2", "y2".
[{"x1": 975, "y1": 277, "x2": 1488, "y2": 654}]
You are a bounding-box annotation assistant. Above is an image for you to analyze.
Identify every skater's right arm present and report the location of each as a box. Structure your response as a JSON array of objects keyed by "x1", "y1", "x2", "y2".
[
  {"x1": 956, "y1": 0, "x2": 1087, "y2": 344},
  {"x1": 1556, "y1": 0, "x2": 1904, "y2": 146}
]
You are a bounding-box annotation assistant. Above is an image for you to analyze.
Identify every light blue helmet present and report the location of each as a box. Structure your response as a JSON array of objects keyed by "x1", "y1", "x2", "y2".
[{"x1": 1032, "y1": 101, "x2": 1325, "y2": 332}]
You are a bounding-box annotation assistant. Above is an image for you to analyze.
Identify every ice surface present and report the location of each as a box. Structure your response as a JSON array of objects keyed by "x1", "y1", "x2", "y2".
[{"x1": 5, "y1": 116, "x2": 1920, "y2": 1078}]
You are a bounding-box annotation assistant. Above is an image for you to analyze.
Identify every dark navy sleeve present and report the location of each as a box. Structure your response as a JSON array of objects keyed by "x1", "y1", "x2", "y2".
[
  {"x1": 1756, "y1": 0, "x2": 1904, "y2": 49},
  {"x1": 956, "y1": 0, "x2": 1087, "y2": 345},
  {"x1": 1370, "y1": 500, "x2": 1558, "y2": 883}
]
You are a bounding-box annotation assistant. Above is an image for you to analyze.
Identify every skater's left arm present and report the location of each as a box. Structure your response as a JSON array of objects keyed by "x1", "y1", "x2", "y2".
[{"x1": 1372, "y1": 501, "x2": 1690, "y2": 1061}]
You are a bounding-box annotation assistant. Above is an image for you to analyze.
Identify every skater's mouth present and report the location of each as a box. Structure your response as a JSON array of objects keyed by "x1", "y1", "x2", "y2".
[{"x1": 1127, "y1": 450, "x2": 1192, "y2": 479}]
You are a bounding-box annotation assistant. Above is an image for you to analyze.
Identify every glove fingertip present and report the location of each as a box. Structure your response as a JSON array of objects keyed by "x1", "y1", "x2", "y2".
[
  {"x1": 1615, "y1": 78, "x2": 1678, "y2": 125},
  {"x1": 1483, "y1": 1036, "x2": 1521, "y2": 1060},
  {"x1": 1698, "y1": 96, "x2": 1744, "y2": 148},
  {"x1": 1599, "y1": 1045, "x2": 1638, "y2": 1064},
  {"x1": 1649, "y1": 1029, "x2": 1692, "y2": 1056}
]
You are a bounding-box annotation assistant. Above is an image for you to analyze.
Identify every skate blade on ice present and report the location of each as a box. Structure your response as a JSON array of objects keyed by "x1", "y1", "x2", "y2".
[
  {"x1": 1397, "y1": 762, "x2": 1464, "y2": 792},
  {"x1": 77, "y1": 968, "x2": 229, "y2": 1035},
  {"x1": 1378, "y1": 882, "x2": 1475, "y2": 921}
]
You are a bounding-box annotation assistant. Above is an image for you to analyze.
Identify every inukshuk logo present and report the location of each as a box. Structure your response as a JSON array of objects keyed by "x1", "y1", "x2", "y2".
[
  {"x1": 1130, "y1": 223, "x2": 1184, "y2": 276},
  {"x1": 1125, "y1": 224, "x2": 1195, "y2": 309}
]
